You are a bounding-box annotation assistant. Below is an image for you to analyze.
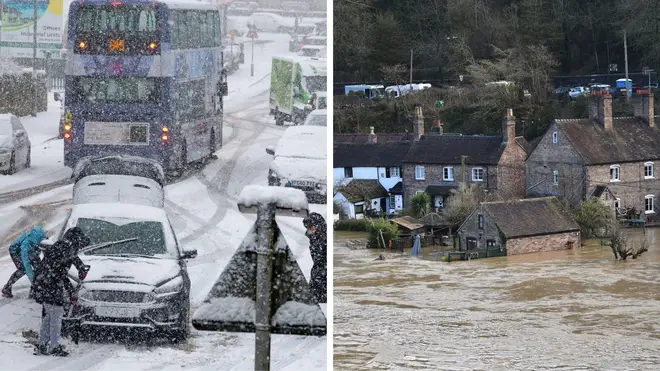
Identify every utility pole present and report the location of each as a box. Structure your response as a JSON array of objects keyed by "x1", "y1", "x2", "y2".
[
  {"x1": 0, "y1": 0, "x2": 4, "y2": 58},
  {"x1": 250, "y1": 36, "x2": 254, "y2": 77},
  {"x1": 624, "y1": 29, "x2": 630, "y2": 101},
  {"x1": 32, "y1": 0, "x2": 38, "y2": 116},
  {"x1": 409, "y1": 49, "x2": 413, "y2": 85},
  {"x1": 254, "y1": 201, "x2": 276, "y2": 371}
]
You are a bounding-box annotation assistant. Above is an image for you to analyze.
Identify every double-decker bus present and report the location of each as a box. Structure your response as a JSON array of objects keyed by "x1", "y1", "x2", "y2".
[{"x1": 63, "y1": 0, "x2": 228, "y2": 176}]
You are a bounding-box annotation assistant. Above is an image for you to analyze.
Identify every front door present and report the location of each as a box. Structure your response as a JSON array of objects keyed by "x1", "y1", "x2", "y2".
[{"x1": 466, "y1": 237, "x2": 477, "y2": 250}]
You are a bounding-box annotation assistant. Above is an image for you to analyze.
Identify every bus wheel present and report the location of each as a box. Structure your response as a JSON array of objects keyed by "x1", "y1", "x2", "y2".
[
  {"x1": 275, "y1": 110, "x2": 284, "y2": 126},
  {"x1": 170, "y1": 142, "x2": 187, "y2": 178}
]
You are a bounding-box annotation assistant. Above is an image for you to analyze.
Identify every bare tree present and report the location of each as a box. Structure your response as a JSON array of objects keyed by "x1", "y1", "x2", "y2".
[{"x1": 609, "y1": 226, "x2": 650, "y2": 260}]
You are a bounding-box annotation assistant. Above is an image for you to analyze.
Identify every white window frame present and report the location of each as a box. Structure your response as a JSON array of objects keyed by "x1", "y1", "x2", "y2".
[
  {"x1": 553, "y1": 170, "x2": 559, "y2": 185},
  {"x1": 415, "y1": 190, "x2": 424, "y2": 195},
  {"x1": 610, "y1": 165, "x2": 620, "y2": 182},
  {"x1": 552, "y1": 131, "x2": 558, "y2": 144},
  {"x1": 644, "y1": 162, "x2": 654, "y2": 179},
  {"x1": 389, "y1": 194, "x2": 396, "y2": 208},
  {"x1": 645, "y1": 195, "x2": 655, "y2": 214},
  {"x1": 443, "y1": 167, "x2": 454, "y2": 181},
  {"x1": 415, "y1": 166, "x2": 425, "y2": 180},
  {"x1": 390, "y1": 167, "x2": 400, "y2": 178},
  {"x1": 614, "y1": 198, "x2": 621, "y2": 209},
  {"x1": 471, "y1": 167, "x2": 484, "y2": 182}
]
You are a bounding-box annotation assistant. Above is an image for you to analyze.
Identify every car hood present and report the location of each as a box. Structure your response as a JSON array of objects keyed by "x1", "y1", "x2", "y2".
[
  {"x1": 77, "y1": 255, "x2": 181, "y2": 287},
  {"x1": 270, "y1": 156, "x2": 326, "y2": 182},
  {"x1": 0, "y1": 135, "x2": 12, "y2": 149}
]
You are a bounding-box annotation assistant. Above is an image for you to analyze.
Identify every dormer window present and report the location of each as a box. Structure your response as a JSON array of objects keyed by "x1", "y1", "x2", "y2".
[
  {"x1": 552, "y1": 131, "x2": 558, "y2": 144},
  {"x1": 610, "y1": 165, "x2": 620, "y2": 182},
  {"x1": 644, "y1": 162, "x2": 654, "y2": 179}
]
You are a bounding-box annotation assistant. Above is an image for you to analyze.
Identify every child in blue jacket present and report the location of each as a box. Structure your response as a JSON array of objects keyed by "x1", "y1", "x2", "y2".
[{"x1": 2, "y1": 226, "x2": 47, "y2": 298}]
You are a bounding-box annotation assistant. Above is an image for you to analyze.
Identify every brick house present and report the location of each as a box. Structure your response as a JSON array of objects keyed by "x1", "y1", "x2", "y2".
[
  {"x1": 401, "y1": 107, "x2": 530, "y2": 212},
  {"x1": 525, "y1": 92, "x2": 660, "y2": 216},
  {"x1": 457, "y1": 196, "x2": 581, "y2": 255}
]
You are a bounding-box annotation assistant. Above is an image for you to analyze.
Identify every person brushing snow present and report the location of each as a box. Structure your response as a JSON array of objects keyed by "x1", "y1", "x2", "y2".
[
  {"x1": 32, "y1": 227, "x2": 91, "y2": 357},
  {"x1": 2, "y1": 226, "x2": 47, "y2": 298},
  {"x1": 303, "y1": 213, "x2": 327, "y2": 303}
]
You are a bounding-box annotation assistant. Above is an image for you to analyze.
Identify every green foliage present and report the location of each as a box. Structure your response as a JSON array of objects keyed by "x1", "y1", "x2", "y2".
[
  {"x1": 367, "y1": 218, "x2": 399, "y2": 249},
  {"x1": 333, "y1": 201, "x2": 342, "y2": 215},
  {"x1": 334, "y1": 219, "x2": 370, "y2": 232},
  {"x1": 410, "y1": 192, "x2": 431, "y2": 219},
  {"x1": 573, "y1": 198, "x2": 614, "y2": 238}
]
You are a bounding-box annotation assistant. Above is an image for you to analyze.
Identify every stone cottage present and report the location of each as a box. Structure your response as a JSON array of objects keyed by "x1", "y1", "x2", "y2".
[
  {"x1": 401, "y1": 107, "x2": 530, "y2": 211},
  {"x1": 525, "y1": 92, "x2": 660, "y2": 216},
  {"x1": 457, "y1": 196, "x2": 581, "y2": 255}
]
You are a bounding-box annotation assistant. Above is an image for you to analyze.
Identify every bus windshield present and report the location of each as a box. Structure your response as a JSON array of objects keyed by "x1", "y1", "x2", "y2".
[
  {"x1": 72, "y1": 77, "x2": 160, "y2": 103},
  {"x1": 76, "y1": 5, "x2": 158, "y2": 33}
]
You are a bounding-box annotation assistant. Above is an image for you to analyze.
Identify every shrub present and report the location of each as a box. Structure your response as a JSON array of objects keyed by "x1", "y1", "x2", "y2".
[
  {"x1": 410, "y1": 192, "x2": 431, "y2": 218},
  {"x1": 333, "y1": 201, "x2": 342, "y2": 215},
  {"x1": 334, "y1": 219, "x2": 370, "y2": 232},
  {"x1": 367, "y1": 218, "x2": 399, "y2": 248},
  {"x1": 573, "y1": 197, "x2": 613, "y2": 238},
  {"x1": 444, "y1": 183, "x2": 484, "y2": 226}
]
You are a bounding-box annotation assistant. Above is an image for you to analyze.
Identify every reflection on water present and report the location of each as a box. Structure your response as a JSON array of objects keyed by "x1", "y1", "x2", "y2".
[{"x1": 334, "y1": 229, "x2": 660, "y2": 370}]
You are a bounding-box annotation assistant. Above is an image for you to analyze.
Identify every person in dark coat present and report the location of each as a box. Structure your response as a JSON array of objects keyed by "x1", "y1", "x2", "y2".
[
  {"x1": 303, "y1": 212, "x2": 327, "y2": 303},
  {"x1": 33, "y1": 227, "x2": 91, "y2": 357}
]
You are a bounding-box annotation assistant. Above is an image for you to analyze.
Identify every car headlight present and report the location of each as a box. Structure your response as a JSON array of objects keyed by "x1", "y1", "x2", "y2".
[
  {"x1": 154, "y1": 275, "x2": 183, "y2": 299},
  {"x1": 78, "y1": 287, "x2": 93, "y2": 301}
]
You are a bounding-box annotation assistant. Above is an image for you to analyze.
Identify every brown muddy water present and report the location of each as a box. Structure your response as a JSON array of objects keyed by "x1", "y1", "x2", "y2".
[{"x1": 334, "y1": 230, "x2": 660, "y2": 370}]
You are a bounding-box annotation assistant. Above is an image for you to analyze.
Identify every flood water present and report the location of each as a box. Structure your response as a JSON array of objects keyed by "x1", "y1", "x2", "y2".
[{"x1": 334, "y1": 229, "x2": 660, "y2": 370}]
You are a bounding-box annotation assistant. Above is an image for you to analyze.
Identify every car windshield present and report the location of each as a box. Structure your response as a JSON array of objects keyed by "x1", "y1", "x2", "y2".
[
  {"x1": 75, "y1": 217, "x2": 169, "y2": 257},
  {"x1": 305, "y1": 113, "x2": 327, "y2": 126}
]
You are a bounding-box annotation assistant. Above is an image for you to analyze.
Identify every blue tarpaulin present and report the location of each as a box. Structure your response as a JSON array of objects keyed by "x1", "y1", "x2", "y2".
[{"x1": 410, "y1": 234, "x2": 421, "y2": 255}]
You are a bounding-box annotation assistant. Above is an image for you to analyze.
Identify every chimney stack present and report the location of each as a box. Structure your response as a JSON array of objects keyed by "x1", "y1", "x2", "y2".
[
  {"x1": 367, "y1": 126, "x2": 377, "y2": 143},
  {"x1": 589, "y1": 93, "x2": 613, "y2": 131},
  {"x1": 434, "y1": 119, "x2": 443, "y2": 135},
  {"x1": 414, "y1": 105, "x2": 424, "y2": 140},
  {"x1": 502, "y1": 108, "x2": 516, "y2": 145},
  {"x1": 632, "y1": 93, "x2": 655, "y2": 128}
]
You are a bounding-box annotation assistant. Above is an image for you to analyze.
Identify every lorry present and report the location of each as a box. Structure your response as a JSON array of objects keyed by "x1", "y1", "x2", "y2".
[
  {"x1": 344, "y1": 84, "x2": 385, "y2": 100},
  {"x1": 269, "y1": 56, "x2": 327, "y2": 126}
]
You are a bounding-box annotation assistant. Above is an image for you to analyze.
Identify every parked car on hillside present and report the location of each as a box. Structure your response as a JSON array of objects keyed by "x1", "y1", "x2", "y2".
[
  {"x1": 0, "y1": 114, "x2": 31, "y2": 175},
  {"x1": 266, "y1": 126, "x2": 326, "y2": 203},
  {"x1": 61, "y1": 202, "x2": 197, "y2": 342},
  {"x1": 569, "y1": 86, "x2": 589, "y2": 99}
]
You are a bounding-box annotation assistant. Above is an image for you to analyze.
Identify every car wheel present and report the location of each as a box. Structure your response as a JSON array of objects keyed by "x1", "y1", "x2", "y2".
[
  {"x1": 25, "y1": 148, "x2": 31, "y2": 168},
  {"x1": 169, "y1": 301, "x2": 190, "y2": 343},
  {"x1": 7, "y1": 151, "x2": 16, "y2": 175}
]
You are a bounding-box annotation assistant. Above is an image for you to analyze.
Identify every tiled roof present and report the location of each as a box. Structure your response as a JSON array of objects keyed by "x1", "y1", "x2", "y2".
[
  {"x1": 404, "y1": 135, "x2": 505, "y2": 165},
  {"x1": 481, "y1": 196, "x2": 580, "y2": 239},
  {"x1": 556, "y1": 117, "x2": 660, "y2": 165},
  {"x1": 333, "y1": 142, "x2": 412, "y2": 167},
  {"x1": 334, "y1": 133, "x2": 414, "y2": 143},
  {"x1": 335, "y1": 179, "x2": 388, "y2": 202}
]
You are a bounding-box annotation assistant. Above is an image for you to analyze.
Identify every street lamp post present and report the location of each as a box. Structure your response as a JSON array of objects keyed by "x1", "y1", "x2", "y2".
[
  {"x1": 32, "y1": 0, "x2": 38, "y2": 117},
  {"x1": 251, "y1": 37, "x2": 254, "y2": 77}
]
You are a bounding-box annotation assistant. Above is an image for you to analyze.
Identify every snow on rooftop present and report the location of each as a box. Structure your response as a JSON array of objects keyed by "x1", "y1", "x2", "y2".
[
  {"x1": 238, "y1": 185, "x2": 308, "y2": 211},
  {"x1": 192, "y1": 297, "x2": 256, "y2": 323},
  {"x1": 271, "y1": 301, "x2": 326, "y2": 327}
]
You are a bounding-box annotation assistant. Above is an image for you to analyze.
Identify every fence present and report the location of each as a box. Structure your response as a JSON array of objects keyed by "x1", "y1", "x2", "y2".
[{"x1": 49, "y1": 77, "x2": 65, "y2": 91}]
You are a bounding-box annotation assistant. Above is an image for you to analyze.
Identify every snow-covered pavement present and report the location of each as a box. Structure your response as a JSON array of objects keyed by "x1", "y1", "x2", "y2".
[{"x1": 0, "y1": 32, "x2": 327, "y2": 370}]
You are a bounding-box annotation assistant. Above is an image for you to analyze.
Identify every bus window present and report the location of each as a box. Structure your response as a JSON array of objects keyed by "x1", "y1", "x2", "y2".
[{"x1": 73, "y1": 77, "x2": 160, "y2": 103}]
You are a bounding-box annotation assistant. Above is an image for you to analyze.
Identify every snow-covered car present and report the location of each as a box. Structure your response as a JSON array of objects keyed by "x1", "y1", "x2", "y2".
[
  {"x1": 302, "y1": 109, "x2": 327, "y2": 127},
  {"x1": 249, "y1": 12, "x2": 293, "y2": 32},
  {"x1": 298, "y1": 45, "x2": 326, "y2": 58},
  {"x1": 72, "y1": 155, "x2": 166, "y2": 208},
  {"x1": 61, "y1": 203, "x2": 197, "y2": 341},
  {"x1": 227, "y1": 17, "x2": 250, "y2": 37},
  {"x1": 301, "y1": 35, "x2": 326, "y2": 46},
  {"x1": 267, "y1": 126, "x2": 326, "y2": 203},
  {"x1": 0, "y1": 114, "x2": 31, "y2": 175}
]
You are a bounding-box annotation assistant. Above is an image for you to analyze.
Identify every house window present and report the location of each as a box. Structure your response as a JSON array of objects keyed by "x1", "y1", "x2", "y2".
[
  {"x1": 386, "y1": 167, "x2": 400, "y2": 178},
  {"x1": 354, "y1": 203, "x2": 364, "y2": 214},
  {"x1": 443, "y1": 167, "x2": 454, "y2": 181},
  {"x1": 466, "y1": 237, "x2": 478, "y2": 250},
  {"x1": 416, "y1": 191, "x2": 424, "y2": 195},
  {"x1": 644, "y1": 162, "x2": 654, "y2": 179},
  {"x1": 552, "y1": 131, "x2": 558, "y2": 144},
  {"x1": 486, "y1": 239, "x2": 496, "y2": 248},
  {"x1": 614, "y1": 198, "x2": 621, "y2": 209},
  {"x1": 553, "y1": 170, "x2": 559, "y2": 185},
  {"x1": 610, "y1": 165, "x2": 620, "y2": 182},
  {"x1": 645, "y1": 195, "x2": 655, "y2": 214},
  {"x1": 415, "y1": 166, "x2": 425, "y2": 180},
  {"x1": 389, "y1": 195, "x2": 396, "y2": 208},
  {"x1": 478, "y1": 214, "x2": 484, "y2": 229},
  {"x1": 472, "y1": 167, "x2": 484, "y2": 182},
  {"x1": 344, "y1": 167, "x2": 353, "y2": 178}
]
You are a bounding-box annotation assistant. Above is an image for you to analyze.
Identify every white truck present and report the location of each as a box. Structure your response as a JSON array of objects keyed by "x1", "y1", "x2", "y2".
[{"x1": 269, "y1": 56, "x2": 327, "y2": 126}]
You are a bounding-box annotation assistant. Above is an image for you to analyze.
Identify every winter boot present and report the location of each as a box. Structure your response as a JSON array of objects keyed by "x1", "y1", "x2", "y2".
[
  {"x1": 1, "y1": 285, "x2": 12, "y2": 298},
  {"x1": 50, "y1": 345, "x2": 69, "y2": 357},
  {"x1": 33, "y1": 344, "x2": 48, "y2": 355}
]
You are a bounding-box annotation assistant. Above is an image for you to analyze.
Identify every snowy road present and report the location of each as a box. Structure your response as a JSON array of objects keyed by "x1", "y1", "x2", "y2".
[{"x1": 0, "y1": 33, "x2": 327, "y2": 370}]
